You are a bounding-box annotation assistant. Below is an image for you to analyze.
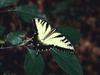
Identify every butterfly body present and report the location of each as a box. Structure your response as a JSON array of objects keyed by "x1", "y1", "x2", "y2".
[{"x1": 31, "y1": 33, "x2": 52, "y2": 52}]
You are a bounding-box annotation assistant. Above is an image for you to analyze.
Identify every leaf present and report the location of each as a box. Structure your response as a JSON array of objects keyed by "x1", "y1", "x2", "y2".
[
  {"x1": 24, "y1": 48, "x2": 44, "y2": 75},
  {"x1": 6, "y1": 31, "x2": 25, "y2": 45},
  {"x1": 12, "y1": 5, "x2": 41, "y2": 23},
  {"x1": 51, "y1": 48, "x2": 83, "y2": 75},
  {"x1": 0, "y1": 0, "x2": 16, "y2": 8},
  {"x1": 57, "y1": 26, "x2": 81, "y2": 45}
]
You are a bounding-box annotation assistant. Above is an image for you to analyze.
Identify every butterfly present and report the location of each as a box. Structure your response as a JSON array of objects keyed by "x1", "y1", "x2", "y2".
[{"x1": 32, "y1": 18, "x2": 74, "y2": 52}]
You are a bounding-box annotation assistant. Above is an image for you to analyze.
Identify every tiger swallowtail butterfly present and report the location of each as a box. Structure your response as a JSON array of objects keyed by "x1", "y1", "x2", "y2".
[{"x1": 31, "y1": 18, "x2": 75, "y2": 53}]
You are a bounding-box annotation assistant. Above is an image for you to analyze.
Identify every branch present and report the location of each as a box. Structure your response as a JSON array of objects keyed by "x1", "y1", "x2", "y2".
[
  {"x1": 0, "y1": 37, "x2": 34, "y2": 50},
  {"x1": 0, "y1": 46, "x2": 16, "y2": 49}
]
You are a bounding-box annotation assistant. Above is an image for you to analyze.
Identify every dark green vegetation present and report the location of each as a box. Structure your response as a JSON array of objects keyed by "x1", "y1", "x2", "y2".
[{"x1": 0, "y1": 0, "x2": 83, "y2": 75}]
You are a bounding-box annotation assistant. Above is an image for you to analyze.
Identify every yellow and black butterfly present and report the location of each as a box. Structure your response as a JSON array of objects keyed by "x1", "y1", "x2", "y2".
[{"x1": 31, "y1": 18, "x2": 74, "y2": 52}]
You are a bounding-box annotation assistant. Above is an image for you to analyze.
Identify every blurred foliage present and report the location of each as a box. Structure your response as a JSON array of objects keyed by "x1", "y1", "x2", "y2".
[
  {"x1": 0, "y1": 39, "x2": 5, "y2": 44},
  {"x1": 24, "y1": 48, "x2": 44, "y2": 75},
  {"x1": 0, "y1": 25, "x2": 5, "y2": 35},
  {"x1": 57, "y1": 26, "x2": 81, "y2": 45},
  {"x1": 51, "y1": 48, "x2": 83, "y2": 75},
  {"x1": 52, "y1": 0, "x2": 72, "y2": 14},
  {"x1": 45, "y1": 0, "x2": 73, "y2": 21},
  {"x1": 12, "y1": 5, "x2": 41, "y2": 23},
  {"x1": 3, "y1": 71, "x2": 9, "y2": 75},
  {"x1": 0, "y1": 0, "x2": 16, "y2": 8},
  {"x1": 0, "y1": 0, "x2": 83, "y2": 75}
]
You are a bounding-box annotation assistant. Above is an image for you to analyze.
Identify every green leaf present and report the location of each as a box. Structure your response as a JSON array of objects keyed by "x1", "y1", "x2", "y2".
[
  {"x1": 51, "y1": 48, "x2": 83, "y2": 75},
  {"x1": 6, "y1": 31, "x2": 25, "y2": 45},
  {"x1": 57, "y1": 26, "x2": 81, "y2": 45},
  {"x1": 0, "y1": 0, "x2": 16, "y2": 8},
  {"x1": 24, "y1": 48, "x2": 44, "y2": 75},
  {"x1": 12, "y1": 5, "x2": 41, "y2": 23}
]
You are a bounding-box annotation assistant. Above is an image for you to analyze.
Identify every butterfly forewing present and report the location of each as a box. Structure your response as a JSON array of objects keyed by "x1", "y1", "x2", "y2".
[{"x1": 35, "y1": 19, "x2": 47, "y2": 40}]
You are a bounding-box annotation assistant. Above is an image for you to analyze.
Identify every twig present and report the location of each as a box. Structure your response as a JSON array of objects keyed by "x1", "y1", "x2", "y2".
[
  {"x1": 0, "y1": 46, "x2": 15, "y2": 49},
  {"x1": 0, "y1": 37, "x2": 34, "y2": 50}
]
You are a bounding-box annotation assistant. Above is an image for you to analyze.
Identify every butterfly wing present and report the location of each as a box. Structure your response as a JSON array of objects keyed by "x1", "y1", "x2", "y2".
[
  {"x1": 34, "y1": 18, "x2": 74, "y2": 50},
  {"x1": 43, "y1": 34, "x2": 74, "y2": 50},
  {"x1": 35, "y1": 18, "x2": 46, "y2": 40},
  {"x1": 35, "y1": 18, "x2": 52, "y2": 41}
]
